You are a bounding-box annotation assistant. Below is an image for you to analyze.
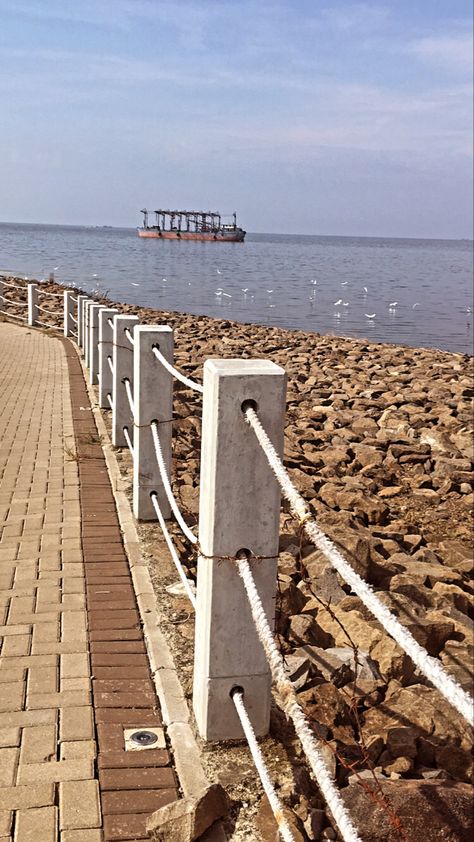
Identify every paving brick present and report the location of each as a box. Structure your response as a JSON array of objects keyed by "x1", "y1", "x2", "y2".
[
  {"x1": 60, "y1": 706, "x2": 94, "y2": 742},
  {"x1": 0, "y1": 681, "x2": 25, "y2": 712},
  {"x1": 92, "y1": 680, "x2": 153, "y2": 695},
  {"x1": 95, "y1": 709, "x2": 161, "y2": 726},
  {"x1": 101, "y1": 788, "x2": 176, "y2": 815},
  {"x1": 17, "y1": 758, "x2": 94, "y2": 785},
  {"x1": 0, "y1": 748, "x2": 18, "y2": 786},
  {"x1": 100, "y1": 767, "x2": 176, "y2": 791},
  {"x1": 60, "y1": 653, "x2": 90, "y2": 679},
  {"x1": 20, "y1": 725, "x2": 57, "y2": 764},
  {"x1": 0, "y1": 727, "x2": 20, "y2": 748},
  {"x1": 102, "y1": 812, "x2": 148, "y2": 840},
  {"x1": 97, "y1": 750, "x2": 170, "y2": 769},
  {"x1": 14, "y1": 806, "x2": 57, "y2": 842},
  {"x1": 0, "y1": 813, "x2": 11, "y2": 837},
  {"x1": 0, "y1": 784, "x2": 55, "y2": 810},
  {"x1": 27, "y1": 690, "x2": 90, "y2": 710},
  {"x1": 93, "y1": 693, "x2": 154, "y2": 709},
  {"x1": 0, "y1": 709, "x2": 57, "y2": 729},
  {"x1": 61, "y1": 678, "x2": 91, "y2": 693},
  {"x1": 88, "y1": 631, "x2": 142, "y2": 643},
  {"x1": 0, "y1": 635, "x2": 31, "y2": 656},
  {"x1": 60, "y1": 740, "x2": 96, "y2": 761},
  {"x1": 28, "y1": 665, "x2": 58, "y2": 694},
  {"x1": 91, "y1": 667, "x2": 149, "y2": 680},
  {"x1": 90, "y1": 643, "x2": 145, "y2": 655},
  {"x1": 61, "y1": 831, "x2": 103, "y2": 842},
  {"x1": 59, "y1": 779, "x2": 101, "y2": 830}
]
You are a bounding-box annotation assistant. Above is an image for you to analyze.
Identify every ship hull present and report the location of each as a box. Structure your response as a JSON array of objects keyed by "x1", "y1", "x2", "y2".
[{"x1": 138, "y1": 228, "x2": 245, "y2": 242}]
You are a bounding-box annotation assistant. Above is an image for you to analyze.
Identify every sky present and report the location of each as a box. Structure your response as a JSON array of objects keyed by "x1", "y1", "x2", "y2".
[{"x1": 0, "y1": 0, "x2": 472, "y2": 237}]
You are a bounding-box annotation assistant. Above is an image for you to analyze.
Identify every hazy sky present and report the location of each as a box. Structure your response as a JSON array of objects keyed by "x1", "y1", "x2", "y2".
[{"x1": 0, "y1": 0, "x2": 472, "y2": 237}]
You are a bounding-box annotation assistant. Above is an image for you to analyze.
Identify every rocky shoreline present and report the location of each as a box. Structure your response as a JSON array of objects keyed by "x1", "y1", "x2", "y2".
[{"x1": 1, "y1": 276, "x2": 473, "y2": 840}]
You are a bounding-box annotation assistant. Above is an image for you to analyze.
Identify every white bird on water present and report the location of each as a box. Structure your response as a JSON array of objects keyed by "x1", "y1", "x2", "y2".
[
  {"x1": 389, "y1": 301, "x2": 398, "y2": 308},
  {"x1": 341, "y1": 281, "x2": 348, "y2": 286},
  {"x1": 334, "y1": 299, "x2": 342, "y2": 306},
  {"x1": 310, "y1": 279, "x2": 317, "y2": 285},
  {"x1": 222, "y1": 292, "x2": 232, "y2": 298},
  {"x1": 342, "y1": 301, "x2": 349, "y2": 307},
  {"x1": 242, "y1": 288, "x2": 249, "y2": 293},
  {"x1": 162, "y1": 278, "x2": 167, "y2": 283},
  {"x1": 131, "y1": 283, "x2": 140, "y2": 286},
  {"x1": 266, "y1": 289, "x2": 274, "y2": 293},
  {"x1": 365, "y1": 313, "x2": 376, "y2": 319},
  {"x1": 216, "y1": 268, "x2": 222, "y2": 275},
  {"x1": 412, "y1": 302, "x2": 420, "y2": 308},
  {"x1": 214, "y1": 290, "x2": 222, "y2": 296},
  {"x1": 363, "y1": 286, "x2": 368, "y2": 293}
]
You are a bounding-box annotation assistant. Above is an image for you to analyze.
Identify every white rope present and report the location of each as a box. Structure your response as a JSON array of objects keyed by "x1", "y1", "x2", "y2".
[
  {"x1": 123, "y1": 426, "x2": 135, "y2": 459},
  {"x1": 37, "y1": 305, "x2": 57, "y2": 316},
  {"x1": 244, "y1": 407, "x2": 474, "y2": 727},
  {"x1": 1, "y1": 281, "x2": 25, "y2": 290},
  {"x1": 70, "y1": 314, "x2": 78, "y2": 324},
  {"x1": 124, "y1": 327, "x2": 135, "y2": 346},
  {"x1": 231, "y1": 689, "x2": 296, "y2": 842},
  {"x1": 107, "y1": 393, "x2": 114, "y2": 410},
  {"x1": 107, "y1": 355, "x2": 114, "y2": 374},
  {"x1": 107, "y1": 318, "x2": 114, "y2": 329},
  {"x1": 236, "y1": 556, "x2": 362, "y2": 842},
  {"x1": 150, "y1": 422, "x2": 197, "y2": 545},
  {"x1": 123, "y1": 378, "x2": 135, "y2": 416},
  {"x1": 2, "y1": 311, "x2": 26, "y2": 321},
  {"x1": 150, "y1": 493, "x2": 197, "y2": 608},
  {"x1": 40, "y1": 289, "x2": 64, "y2": 299},
  {"x1": 70, "y1": 329, "x2": 78, "y2": 339},
  {"x1": 6, "y1": 300, "x2": 29, "y2": 308},
  {"x1": 152, "y1": 347, "x2": 204, "y2": 393},
  {"x1": 36, "y1": 320, "x2": 58, "y2": 330}
]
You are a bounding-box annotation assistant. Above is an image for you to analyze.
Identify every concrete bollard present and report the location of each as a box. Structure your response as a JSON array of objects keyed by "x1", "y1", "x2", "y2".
[
  {"x1": 0, "y1": 280, "x2": 3, "y2": 313},
  {"x1": 77, "y1": 295, "x2": 88, "y2": 347},
  {"x1": 63, "y1": 291, "x2": 76, "y2": 338},
  {"x1": 133, "y1": 325, "x2": 173, "y2": 520},
  {"x1": 84, "y1": 300, "x2": 93, "y2": 367},
  {"x1": 27, "y1": 284, "x2": 39, "y2": 327},
  {"x1": 193, "y1": 359, "x2": 287, "y2": 741},
  {"x1": 88, "y1": 303, "x2": 103, "y2": 385},
  {"x1": 98, "y1": 308, "x2": 119, "y2": 408},
  {"x1": 112, "y1": 314, "x2": 139, "y2": 447}
]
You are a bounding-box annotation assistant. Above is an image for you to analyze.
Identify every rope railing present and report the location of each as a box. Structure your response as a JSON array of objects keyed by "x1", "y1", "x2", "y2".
[
  {"x1": 1, "y1": 311, "x2": 26, "y2": 321},
  {"x1": 236, "y1": 554, "x2": 363, "y2": 842},
  {"x1": 231, "y1": 688, "x2": 297, "y2": 842},
  {"x1": 150, "y1": 421, "x2": 197, "y2": 545},
  {"x1": 1, "y1": 280, "x2": 26, "y2": 291},
  {"x1": 3, "y1": 299, "x2": 28, "y2": 308},
  {"x1": 150, "y1": 492, "x2": 197, "y2": 607},
  {"x1": 70, "y1": 314, "x2": 78, "y2": 324},
  {"x1": 39, "y1": 289, "x2": 64, "y2": 299},
  {"x1": 123, "y1": 425, "x2": 135, "y2": 458},
  {"x1": 123, "y1": 377, "x2": 135, "y2": 417},
  {"x1": 152, "y1": 346, "x2": 204, "y2": 393},
  {"x1": 243, "y1": 405, "x2": 474, "y2": 728},
  {"x1": 107, "y1": 355, "x2": 114, "y2": 374},
  {"x1": 124, "y1": 327, "x2": 135, "y2": 346},
  {"x1": 107, "y1": 393, "x2": 114, "y2": 411},
  {"x1": 37, "y1": 305, "x2": 58, "y2": 316},
  {"x1": 36, "y1": 320, "x2": 57, "y2": 329}
]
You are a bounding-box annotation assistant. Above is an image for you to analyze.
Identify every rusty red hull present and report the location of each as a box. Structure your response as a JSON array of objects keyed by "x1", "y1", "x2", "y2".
[{"x1": 137, "y1": 228, "x2": 245, "y2": 242}]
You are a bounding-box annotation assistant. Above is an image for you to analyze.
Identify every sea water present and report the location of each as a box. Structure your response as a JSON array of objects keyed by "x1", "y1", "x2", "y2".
[{"x1": 0, "y1": 223, "x2": 472, "y2": 355}]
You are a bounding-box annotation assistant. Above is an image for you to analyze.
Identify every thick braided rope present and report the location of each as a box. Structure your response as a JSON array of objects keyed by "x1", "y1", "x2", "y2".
[
  {"x1": 231, "y1": 688, "x2": 297, "y2": 842},
  {"x1": 150, "y1": 493, "x2": 197, "y2": 607},
  {"x1": 244, "y1": 407, "x2": 474, "y2": 727},
  {"x1": 150, "y1": 422, "x2": 198, "y2": 545},
  {"x1": 237, "y1": 557, "x2": 362, "y2": 842},
  {"x1": 123, "y1": 378, "x2": 135, "y2": 416},
  {"x1": 122, "y1": 426, "x2": 135, "y2": 459},
  {"x1": 152, "y1": 347, "x2": 204, "y2": 393}
]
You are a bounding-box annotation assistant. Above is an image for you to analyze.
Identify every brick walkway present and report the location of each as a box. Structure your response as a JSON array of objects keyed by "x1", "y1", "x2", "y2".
[{"x1": 0, "y1": 324, "x2": 178, "y2": 842}]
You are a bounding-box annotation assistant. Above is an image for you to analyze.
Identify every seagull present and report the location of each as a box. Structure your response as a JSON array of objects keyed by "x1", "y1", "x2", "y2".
[
  {"x1": 412, "y1": 302, "x2": 420, "y2": 308},
  {"x1": 341, "y1": 281, "x2": 348, "y2": 286},
  {"x1": 53, "y1": 266, "x2": 59, "y2": 270},
  {"x1": 266, "y1": 289, "x2": 273, "y2": 293},
  {"x1": 242, "y1": 288, "x2": 249, "y2": 293},
  {"x1": 310, "y1": 279, "x2": 317, "y2": 285},
  {"x1": 222, "y1": 292, "x2": 232, "y2": 298},
  {"x1": 216, "y1": 268, "x2": 222, "y2": 275},
  {"x1": 131, "y1": 283, "x2": 140, "y2": 286},
  {"x1": 365, "y1": 313, "x2": 376, "y2": 319},
  {"x1": 389, "y1": 301, "x2": 398, "y2": 308},
  {"x1": 342, "y1": 302, "x2": 349, "y2": 306},
  {"x1": 334, "y1": 299, "x2": 342, "y2": 306},
  {"x1": 363, "y1": 286, "x2": 368, "y2": 293},
  {"x1": 162, "y1": 278, "x2": 167, "y2": 282},
  {"x1": 214, "y1": 291, "x2": 222, "y2": 296}
]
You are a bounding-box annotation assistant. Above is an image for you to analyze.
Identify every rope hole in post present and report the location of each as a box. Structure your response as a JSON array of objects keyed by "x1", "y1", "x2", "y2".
[
  {"x1": 152, "y1": 342, "x2": 160, "y2": 351},
  {"x1": 241, "y1": 398, "x2": 258, "y2": 414},
  {"x1": 236, "y1": 548, "x2": 252, "y2": 560},
  {"x1": 230, "y1": 685, "x2": 245, "y2": 699}
]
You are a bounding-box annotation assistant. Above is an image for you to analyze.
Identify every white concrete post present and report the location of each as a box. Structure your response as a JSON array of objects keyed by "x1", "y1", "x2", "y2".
[
  {"x1": 98, "y1": 308, "x2": 118, "y2": 408},
  {"x1": 133, "y1": 325, "x2": 173, "y2": 520},
  {"x1": 84, "y1": 300, "x2": 93, "y2": 367},
  {"x1": 77, "y1": 295, "x2": 88, "y2": 348},
  {"x1": 27, "y1": 284, "x2": 39, "y2": 327},
  {"x1": 193, "y1": 359, "x2": 287, "y2": 741},
  {"x1": 88, "y1": 303, "x2": 103, "y2": 385},
  {"x1": 63, "y1": 290, "x2": 75, "y2": 338},
  {"x1": 0, "y1": 280, "x2": 3, "y2": 313},
  {"x1": 112, "y1": 314, "x2": 139, "y2": 447}
]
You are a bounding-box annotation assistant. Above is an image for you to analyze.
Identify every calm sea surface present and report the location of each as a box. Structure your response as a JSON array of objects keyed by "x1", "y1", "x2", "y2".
[{"x1": 1, "y1": 223, "x2": 472, "y2": 354}]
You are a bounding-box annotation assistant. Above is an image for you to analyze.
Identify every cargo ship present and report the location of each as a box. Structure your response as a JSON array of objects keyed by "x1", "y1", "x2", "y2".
[{"x1": 138, "y1": 208, "x2": 246, "y2": 241}]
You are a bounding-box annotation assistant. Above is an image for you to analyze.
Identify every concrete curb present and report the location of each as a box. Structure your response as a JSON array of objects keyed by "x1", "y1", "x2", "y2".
[{"x1": 73, "y1": 343, "x2": 221, "y2": 811}]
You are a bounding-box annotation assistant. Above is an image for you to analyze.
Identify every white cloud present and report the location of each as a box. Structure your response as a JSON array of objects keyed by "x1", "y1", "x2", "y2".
[{"x1": 407, "y1": 33, "x2": 473, "y2": 72}]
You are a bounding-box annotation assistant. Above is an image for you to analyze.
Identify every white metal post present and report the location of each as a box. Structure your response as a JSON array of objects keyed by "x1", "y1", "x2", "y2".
[
  {"x1": 133, "y1": 325, "x2": 173, "y2": 520},
  {"x1": 27, "y1": 283, "x2": 38, "y2": 327},
  {"x1": 63, "y1": 290, "x2": 75, "y2": 338},
  {"x1": 112, "y1": 314, "x2": 139, "y2": 447},
  {"x1": 84, "y1": 300, "x2": 94, "y2": 367},
  {"x1": 98, "y1": 308, "x2": 118, "y2": 408},
  {"x1": 77, "y1": 295, "x2": 88, "y2": 348},
  {"x1": 193, "y1": 359, "x2": 287, "y2": 741},
  {"x1": 88, "y1": 303, "x2": 102, "y2": 385}
]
